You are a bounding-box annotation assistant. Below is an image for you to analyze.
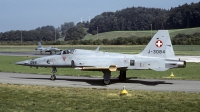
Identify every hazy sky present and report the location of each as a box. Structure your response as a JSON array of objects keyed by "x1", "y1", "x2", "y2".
[{"x1": 0, "y1": 0, "x2": 199, "y2": 32}]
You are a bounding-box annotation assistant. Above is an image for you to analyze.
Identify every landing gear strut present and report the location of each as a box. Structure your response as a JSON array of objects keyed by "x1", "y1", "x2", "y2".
[
  {"x1": 119, "y1": 70, "x2": 126, "y2": 81},
  {"x1": 50, "y1": 67, "x2": 57, "y2": 80},
  {"x1": 103, "y1": 70, "x2": 111, "y2": 85}
]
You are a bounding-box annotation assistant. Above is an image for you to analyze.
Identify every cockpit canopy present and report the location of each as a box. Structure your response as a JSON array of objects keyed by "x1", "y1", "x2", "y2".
[{"x1": 58, "y1": 49, "x2": 75, "y2": 55}]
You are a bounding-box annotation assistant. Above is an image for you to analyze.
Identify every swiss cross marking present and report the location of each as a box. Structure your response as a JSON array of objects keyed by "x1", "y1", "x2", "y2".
[{"x1": 155, "y1": 40, "x2": 163, "y2": 48}]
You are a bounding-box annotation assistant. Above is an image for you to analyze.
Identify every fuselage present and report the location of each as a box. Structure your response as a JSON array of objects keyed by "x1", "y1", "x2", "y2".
[{"x1": 16, "y1": 49, "x2": 186, "y2": 71}]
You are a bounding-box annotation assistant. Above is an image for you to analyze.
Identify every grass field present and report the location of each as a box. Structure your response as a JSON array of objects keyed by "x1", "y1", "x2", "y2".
[
  {"x1": 0, "y1": 83, "x2": 200, "y2": 112},
  {"x1": 1, "y1": 55, "x2": 200, "y2": 80},
  {"x1": 84, "y1": 30, "x2": 158, "y2": 40},
  {"x1": 84, "y1": 27, "x2": 200, "y2": 40}
]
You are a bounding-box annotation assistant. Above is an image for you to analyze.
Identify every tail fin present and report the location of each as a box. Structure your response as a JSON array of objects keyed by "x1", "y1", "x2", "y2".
[
  {"x1": 95, "y1": 46, "x2": 100, "y2": 52},
  {"x1": 38, "y1": 42, "x2": 43, "y2": 48},
  {"x1": 139, "y1": 30, "x2": 175, "y2": 59}
]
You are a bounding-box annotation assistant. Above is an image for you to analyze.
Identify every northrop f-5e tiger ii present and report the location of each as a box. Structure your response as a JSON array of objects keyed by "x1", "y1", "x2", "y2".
[
  {"x1": 16, "y1": 30, "x2": 186, "y2": 84},
  {"x1": 35, "y1": 42, "x2": 61, "y2": 54}
]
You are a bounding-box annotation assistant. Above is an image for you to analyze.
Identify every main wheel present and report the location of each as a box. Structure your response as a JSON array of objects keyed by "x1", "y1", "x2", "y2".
[{"x1": 103, "y1": 79, "x2": 110, "y2": 85}]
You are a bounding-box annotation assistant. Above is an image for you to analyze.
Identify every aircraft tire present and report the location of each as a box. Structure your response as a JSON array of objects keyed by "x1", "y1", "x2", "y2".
[
  {"x1": 103, "y1": 79, "x2": 110, "y2": 85},
  {"x1": 50, "y1": 75, "x2": 56, "y2": 80},
  {"x1": 103, "y1": 70, "x2": 111, "y2": 85}
]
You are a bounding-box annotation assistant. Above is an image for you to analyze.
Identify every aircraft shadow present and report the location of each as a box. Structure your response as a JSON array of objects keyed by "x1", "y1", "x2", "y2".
[
  {"x1": 11, "y1": 76, "x2": 173, "y2": 86},
  {"x1": 112, "y1": 78, "x2": 173, "y2": 86}
]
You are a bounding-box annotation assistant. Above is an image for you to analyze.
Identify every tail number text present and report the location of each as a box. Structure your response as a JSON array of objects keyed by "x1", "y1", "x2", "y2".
[{"x1": 148, "y1": 50, "x2": 165, "y2": 54}]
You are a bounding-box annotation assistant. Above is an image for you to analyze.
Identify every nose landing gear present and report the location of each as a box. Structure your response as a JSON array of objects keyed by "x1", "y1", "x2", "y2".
[{"x1": 50, "y1": 67, "x2": 57, "y2": 80}]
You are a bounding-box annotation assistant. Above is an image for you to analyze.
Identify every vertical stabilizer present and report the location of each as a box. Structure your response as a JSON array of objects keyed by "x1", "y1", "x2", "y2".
[
  {"x1": 38, "y1": 42, "x2": 43, "y2": 48},
  {"x1": 95, "y1": 46, "x2": 100, "y2": 52},
  {"x1": 139, "y1": 30, "x2": 175, "y2": 59}
]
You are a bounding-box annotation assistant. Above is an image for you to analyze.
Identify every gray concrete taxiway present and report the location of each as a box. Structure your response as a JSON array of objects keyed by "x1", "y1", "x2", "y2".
[{"x1": 0, "y1": 72, "x2": 200, "y2": 92}]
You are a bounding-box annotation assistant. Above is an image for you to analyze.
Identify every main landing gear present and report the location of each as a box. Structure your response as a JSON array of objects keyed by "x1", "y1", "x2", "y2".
[
  {"x1": 103, "y1": 70, "x2": 111, "y2": 85},
  {"x1": 102, "y1": 70, "x2": 127, "y2": 85},
  {"x1": 119, "y1": 70, "x2": 127, "y2": 82},
  {"x1": 50, "y1": 67, "x2": 57, "y2": 80}
]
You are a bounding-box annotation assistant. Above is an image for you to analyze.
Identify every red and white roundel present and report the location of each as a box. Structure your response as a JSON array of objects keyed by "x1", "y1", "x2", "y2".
[{"x1": 155, "y1": 40, "x2": 163, "y2": 48}]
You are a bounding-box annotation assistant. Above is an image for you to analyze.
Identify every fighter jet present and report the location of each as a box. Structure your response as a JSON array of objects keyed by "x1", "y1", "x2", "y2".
[
  {"x1": 16, "y1": 30, "x2": 186, "y2": 85},
  {"x1": 35, "y1": 42, "x2": 61, "y2": 54}
]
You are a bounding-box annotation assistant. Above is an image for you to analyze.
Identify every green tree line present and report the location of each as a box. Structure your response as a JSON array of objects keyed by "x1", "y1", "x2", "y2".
[
  {"x1": 172, "y1": 33, "x2": 200, "y2": 45},
  {"x1": 67, "y1": 36, "x2": 151, "y2": 45},
  {"x1": 88, "y1": 2, "x2": 200, "y2": 33},
  {"x1": 66, "y1": 33, "x2": 200, "y2": 45},
  {"x1": 165, "y1": 2, "x2": 200, "y2": 29},
  {"x1": 0, "y1": 25, "x2": 60, "y2": 41},
  {"x1": 1, "y1": 33, "x2": 200, "y2": 45}
]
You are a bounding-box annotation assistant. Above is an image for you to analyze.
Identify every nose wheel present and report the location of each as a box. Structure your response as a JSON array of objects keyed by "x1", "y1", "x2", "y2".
[
  {"x1": 50, "y1": 67, "x2": 57, "y2": 80},
  {"x1": 50, "y1": 75, "x2": 56, "y2": 80}
]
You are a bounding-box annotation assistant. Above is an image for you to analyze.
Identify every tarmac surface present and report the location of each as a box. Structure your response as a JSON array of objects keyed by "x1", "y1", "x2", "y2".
[
  {"x1": 0, "y1": 72, "x2": 200, "y2": 92},
  {"x1": 0, "y1": 51, "x2": 200, "y2": 92}
]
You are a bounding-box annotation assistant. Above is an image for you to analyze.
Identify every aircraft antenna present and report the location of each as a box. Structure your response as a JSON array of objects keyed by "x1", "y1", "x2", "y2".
[
  {"x1": 21, "y1": 30, "x2": 22, "y2": 44},
  {"x1": 89, "y1": 15, "x2": 90, "y2": 23},
  {"x1": 55, "y1": 27, "x2": 56, "y2": 42}
]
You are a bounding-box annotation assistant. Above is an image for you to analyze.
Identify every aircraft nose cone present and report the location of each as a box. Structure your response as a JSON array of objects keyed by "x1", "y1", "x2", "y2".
[{"x1": 15, "y1": 60, "x2": 29, "y2": 65}]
